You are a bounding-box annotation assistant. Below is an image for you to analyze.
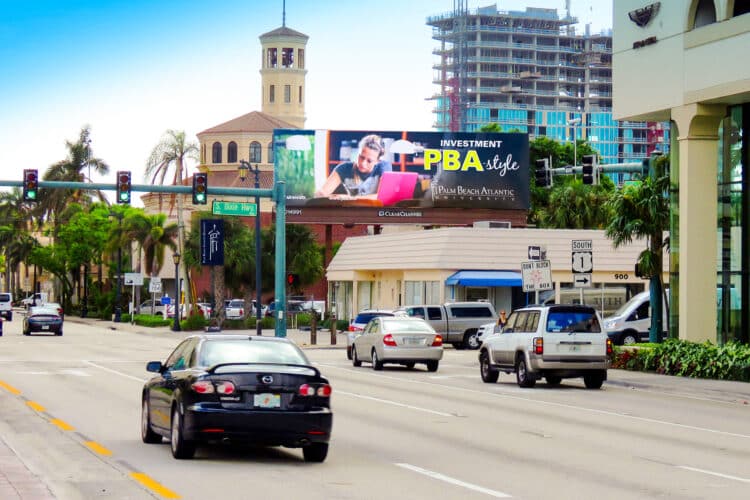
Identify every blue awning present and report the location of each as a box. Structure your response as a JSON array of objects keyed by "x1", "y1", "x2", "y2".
[{"x1": 445, "y1": 270, "x2": 522, "y2": 287}]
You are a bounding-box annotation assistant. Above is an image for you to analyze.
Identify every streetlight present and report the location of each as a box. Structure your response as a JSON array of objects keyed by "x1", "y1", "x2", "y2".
[
  {"x1": 239, "y1": 160, "x2": 263, "y2": 336},
  {"x1": 567, "y1": 117, "x2": 581, "y2": 167},
  {"x1": 108, "y1": 211, "x2": 123, "y2": 322},
  {"x1": 172, "y1": 252, "x2": 181, "y2": 332}
]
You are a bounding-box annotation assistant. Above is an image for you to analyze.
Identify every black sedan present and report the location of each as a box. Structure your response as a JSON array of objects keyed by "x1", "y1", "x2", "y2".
[
  {"x1": 23, "y1": 306, "x2": 63, "y2": 336},
  {"x1": 141, "y1": 334, "x2": 333, "y2": 462}
]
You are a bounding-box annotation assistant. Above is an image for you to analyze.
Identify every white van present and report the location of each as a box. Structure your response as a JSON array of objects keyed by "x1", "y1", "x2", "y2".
[
  {"x1": 0, "y1": 292, "x2": 12, "y2": 321},
  {"x1": 21, "y1": 293, "x2": 48, "y2": 308},
  {"x1": 602, "y1": 291, "x2": 668, "y2": 345}
]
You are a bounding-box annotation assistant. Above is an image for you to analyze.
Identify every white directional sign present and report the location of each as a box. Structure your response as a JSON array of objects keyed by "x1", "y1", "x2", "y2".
[
  {"x1": 573, "y1": 273, "x2": 592, "y2": 288},
  {"x1": 149, "y1": 277, "x2": 162, "y2": 293},
  {"x1": 124, "y1": 272, "x2": 144, "y2": 286},
  {"x1": 572, "y1": 239, "x2": 593, "y2": 274},
  {"x1": 521, "y1": 260, "x2": 553, "y2": 292}
]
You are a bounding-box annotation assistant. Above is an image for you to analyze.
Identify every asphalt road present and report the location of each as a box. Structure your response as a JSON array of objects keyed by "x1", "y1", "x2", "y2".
[{"x1": 1, "y1": 315, "x2": 749, "y2": 499}]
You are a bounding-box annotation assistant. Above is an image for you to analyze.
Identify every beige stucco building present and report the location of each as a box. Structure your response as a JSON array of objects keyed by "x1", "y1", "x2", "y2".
[{"x1": 613, "y1": 0, "x2": 749, "y2": 344}]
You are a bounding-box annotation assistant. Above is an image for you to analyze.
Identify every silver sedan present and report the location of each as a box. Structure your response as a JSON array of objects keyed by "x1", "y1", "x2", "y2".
[{"x1": 351, "y1": 316, "x2": 443, "y2": 372}]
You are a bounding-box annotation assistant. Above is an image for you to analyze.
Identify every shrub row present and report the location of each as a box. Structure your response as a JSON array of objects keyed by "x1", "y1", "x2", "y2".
[
  {"x1": 122, "y1": 312, "x2": 351, "y2": 333},
  {"x1": 611, "y1": 339, "x2": 750, "y2": 382}
]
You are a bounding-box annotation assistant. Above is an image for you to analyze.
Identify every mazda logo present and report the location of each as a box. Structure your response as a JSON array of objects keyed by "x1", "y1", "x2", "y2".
[{"x1": 261, "y1": 375, "x2": 273, "y2": 384}]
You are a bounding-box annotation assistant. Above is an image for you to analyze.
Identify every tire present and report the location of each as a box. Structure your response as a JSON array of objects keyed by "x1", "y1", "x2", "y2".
[
  {"x1": 302, "y1": 442, "x2": 328, "y2": 463},
  {"x1": 479, "y1": 351, "x2": 499, "y2": 383},
  {"x1": 141, "y1": 399, "x2": 162, "y2": 444},
  {"x1": 371, "y1": 349, "x2": 383, "y2": 371},
  {"x1": 56, "y1": 330, "x2": 63, "y2": 336},
  {"x1": 352, "y1": 346, "x2": 362, "y2": 367},
  {"x1": 7, "y1": 312, "x2": 11, "y2": 321},
  {"x1": 516, "y1": 357, "x2": 536, "y2": 388},
  {"x1": 404, "y1": 362, "x2": 415, "y2": 369},
  {"x1": 622, "y1": 332, "x2": 638, "y2": 345},
  {"x1": 23, "y1": 329, "x2": 29, "y2": 336},
  {"x1": 545, "y1": 375, "x2": 562, "y2": 387},
  {"x1": 426, "y1": 360, "x2": 439, "y2": 372},
  {"x1": 463, "y1": 330, "x2": 481, "y2": 350},
  {"x1": 452, "y1": 343, "x2": 465, "y2": 350},
  {"x1": 583, "y1": 371, "x2": 605, "y2": 389},
  {"x1": 346, "y1": 346, "x2": 353, "y2": 360},
  {"x1": 170, "y1": 406, "x2": 196, "y2": 459}
]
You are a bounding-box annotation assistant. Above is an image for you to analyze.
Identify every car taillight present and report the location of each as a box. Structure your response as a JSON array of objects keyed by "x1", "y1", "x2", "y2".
[
  {"x1": 383, "y1": 334, "x2": 397, "y2": 346},
  {"x1": 534, "y1": 337, "x2": 544, "y2": 355},
  {"x1": 432, "y1": 335, "x2": 443, "y2": 347},
  {"x1": 348, "y1": 325, "x2": 361, "y2": 332},
  {"x1": 299, "y1": 383, "x2": 331, "y2": 397},
  {"x1": 191, "y1": 381, "x2": 215, "y2": 394},
  {"x1": 606, "y1": 338, "x2": 613, "y2": 355},
  {"x1": 215, "y1": 381, "x2": 236, "y2": 395}
]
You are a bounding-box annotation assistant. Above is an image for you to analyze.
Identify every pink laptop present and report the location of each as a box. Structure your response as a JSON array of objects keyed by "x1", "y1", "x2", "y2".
[{"x1": 377, "y1": 172, "x2": 419, "y2": 206}]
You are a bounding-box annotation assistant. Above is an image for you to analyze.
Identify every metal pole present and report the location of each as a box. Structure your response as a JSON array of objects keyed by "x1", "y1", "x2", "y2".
[
  {"x1": 114, "y1": 247, "x2": 122, "y2": 322},
  {"x1": 274, "y1": 181, "x2": 287, "y2": 337},
  {"x1": 81, "y1": 264, "x2": 88, "y2": 318},
  {"x1": 255, "y1": 165, "x2": 262, "y2": 336},
  {"x1": 173, "y1": 258, "x2": 181, "y2": 332}
]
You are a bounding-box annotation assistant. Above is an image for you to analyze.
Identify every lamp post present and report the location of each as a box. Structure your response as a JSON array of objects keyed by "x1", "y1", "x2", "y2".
[
  {"x1": 109, "y1": 211, "x2": 123, "y2": 323},
  {"x1": 567, "y1": 117, "x2": 581, "y2": 167},
  {"x1": 239, "y1": 160, "x2": 263, "y2": 336},
  {"x1": 172, "y1": 252, "x2": 181, "y2": 332}
]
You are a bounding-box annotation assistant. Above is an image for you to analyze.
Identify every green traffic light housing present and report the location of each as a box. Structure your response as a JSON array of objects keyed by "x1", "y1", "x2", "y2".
[
  {"x1": 116, "y1": 171, "x2": 131, "y2": 204},
  {"x1": 23, "y1": 169, "x2": 38, "y2": 201},
  {"x1": 193, "y1": 172, "x2": 208, "y2": 204}
]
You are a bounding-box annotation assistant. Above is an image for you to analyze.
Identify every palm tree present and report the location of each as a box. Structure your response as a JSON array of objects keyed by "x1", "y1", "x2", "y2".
[
  {"x1": 605, "y1": 155, "x2": 670, "y2": 342},
  {"x1": 540, "y1": 178, "x2": 613, "y2": 229},
  {"x1": 0, "y1": 188, "x2": 34, "y2": 292},
  {"x1": 146, "y1": 130, "x2": 199, "y2": 314}
]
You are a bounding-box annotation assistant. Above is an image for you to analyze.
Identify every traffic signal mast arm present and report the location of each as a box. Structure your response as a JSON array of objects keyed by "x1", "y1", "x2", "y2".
[{"x1": 548, "y1": 162, "x2": 646, "y2": 176}]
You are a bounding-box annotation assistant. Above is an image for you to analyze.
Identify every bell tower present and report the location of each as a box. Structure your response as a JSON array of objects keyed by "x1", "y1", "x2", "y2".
[{"x1": 259, "y1": 15, "x2": 308, "y2": 128}]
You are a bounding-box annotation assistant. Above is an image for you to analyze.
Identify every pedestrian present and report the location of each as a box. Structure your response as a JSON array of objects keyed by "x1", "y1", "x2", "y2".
[{"x1": 498, "y1": 309, "x2": 508, "y2": 328}]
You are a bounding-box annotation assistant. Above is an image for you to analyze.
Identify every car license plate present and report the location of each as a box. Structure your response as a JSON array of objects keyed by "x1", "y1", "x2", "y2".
[
  {"x1": 403, "y1": 337, "x2": 423, "y2": 346},
  {"x1": 42, "y1": 325, "x2": 49, "y2": 330},
  {"x1": 253, "y1": 393, "x2": 280, "y2": 408}
]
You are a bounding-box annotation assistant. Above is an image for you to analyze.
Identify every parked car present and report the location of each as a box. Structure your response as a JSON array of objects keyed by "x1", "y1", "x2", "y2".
[
  {"x1": 346, "y1": 309, "x2": 395, "y2": 360},
  {"x1": 225, "y1": 299, "x2": 246, "y2": 319},
  {"x1": 0, "y1": 292, "x2": 13, "y2": 321},
  {"x1": 394, "y1": 302, "x2": 497, "y2": 350},
  {"x1": 351, "y1": 316, "x2": 443, "y2": 372},
  {"x1": 21, "y1": 292, "x2": 48, "y2": 308},
  {"x1": 479, "y1": 304, "x2": 612, "y2": 389},
  {"x1": 195, "y1": 302, "x2": 212, "y2": 318},
  {"x1": 139, "y1": 300, "x2": 174, "y2": 318},
  {"x1": 141, "y1": 334, "x2": 333, "y2": 461},
  {"x1": 23, "y1": 306, "x2": 63, "y2": 336},
  {"x1": 265, "y1": 300, "x2": 306, "y2": 318}
]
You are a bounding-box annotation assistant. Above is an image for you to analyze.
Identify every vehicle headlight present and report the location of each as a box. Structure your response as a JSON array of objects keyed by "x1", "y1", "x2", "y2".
[{"x1": 604, "y1": 320, "x2": 616, "y2": 330}]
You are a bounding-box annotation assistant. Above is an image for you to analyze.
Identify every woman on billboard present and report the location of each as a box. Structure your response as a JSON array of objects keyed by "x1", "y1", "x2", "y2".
[{"x1": 314, "y1": 134, "x2": 391, "y2": 199}]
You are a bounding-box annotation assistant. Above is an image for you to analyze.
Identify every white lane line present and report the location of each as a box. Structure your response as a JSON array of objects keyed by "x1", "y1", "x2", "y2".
[
  {"x1": 677, "y1": 466, "x2": 750, "y2": 483},
  {"x1": 336, "y1": 390, "x2": 454, "y2": 417},
  {"x1": 396, "y1": 463, "x2": 511, "y2": 498},
  {"x1": 83, "y1": 361, "x2": 148, "y2": 383}
]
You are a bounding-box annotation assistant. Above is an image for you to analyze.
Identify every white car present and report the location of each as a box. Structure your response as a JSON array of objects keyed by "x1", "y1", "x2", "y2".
[
  {"x1": 225, "y1": 299, "x2": 246, "y2": 319},
  {"x1": 139, "y1": 300, "x2": 174, "y2": 318},
  {"x1": 476, "y1": 322, "x2": 498, "y2": 345}
]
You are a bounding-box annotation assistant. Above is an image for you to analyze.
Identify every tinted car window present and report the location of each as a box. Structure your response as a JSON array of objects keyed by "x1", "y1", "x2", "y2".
[
  {"x1": 547, "y1": 310, "x2": 600, "y2": 333},
  {"x1": 0, "y1": 294, "x2": 11, "y2": 302},
  {"x1": 355, "y1": 312, "x2": 393, "y2": 324},
  {"x1": 427, "y1": 307, "x2": 443, "y2": 320},
  {"x1": 199, "y1": 339, "x2": 308, "y2": 366},
  {"x1": 450, "y1": 306, "x2": 493, "y2": 318}
]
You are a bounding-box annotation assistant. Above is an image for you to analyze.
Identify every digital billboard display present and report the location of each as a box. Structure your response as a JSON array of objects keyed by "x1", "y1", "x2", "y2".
[{"x1": 273, "y1": 129, "x2": 529, "y2": 210}]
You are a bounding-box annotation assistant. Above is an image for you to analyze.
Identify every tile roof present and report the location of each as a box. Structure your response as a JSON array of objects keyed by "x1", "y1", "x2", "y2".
[
  {"x1": 197, "y1": 111, "x2": 297, "y2": 135},
  {"x1": 259, "y1": 26, "x2": 309, "y2": 40}
]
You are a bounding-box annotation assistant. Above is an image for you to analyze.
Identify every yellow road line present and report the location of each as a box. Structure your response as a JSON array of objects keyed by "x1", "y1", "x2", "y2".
[
  {"x1": 50, "y1": 418, "x2": 75, "y2": 431},
  {"x1": 0, "y1": 380, "x2": 21, "y2": 395},
  {"x1": 26, "y1": 401, "x2": 45, "y2": 412},
  {"x1": 130, "y1": 472, "x2": 181, "y2": 499},
  {"x1": 84, "y1": 441, "x2": 112, "y2": 456}
]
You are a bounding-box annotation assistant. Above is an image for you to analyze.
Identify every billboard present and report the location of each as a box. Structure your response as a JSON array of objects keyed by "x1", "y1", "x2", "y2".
[{"x1": 273, "y1": 130, "x2": 529, "y2": 210}]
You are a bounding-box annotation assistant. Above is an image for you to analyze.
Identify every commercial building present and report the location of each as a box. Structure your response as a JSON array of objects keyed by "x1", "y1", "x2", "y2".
[
  {"x1": 613, "y1": 0, "x2": 750, "y2": 344},
  {"x1": 427, "y1": 3, "x2": 667, "y2": 173}
]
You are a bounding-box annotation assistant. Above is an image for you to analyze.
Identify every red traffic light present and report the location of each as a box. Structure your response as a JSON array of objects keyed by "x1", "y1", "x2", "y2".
[{"x1": 286, "y1": 273, "x2": 299, "y2": 286}]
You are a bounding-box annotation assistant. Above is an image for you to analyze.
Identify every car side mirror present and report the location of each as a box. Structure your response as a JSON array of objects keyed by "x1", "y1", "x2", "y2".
[{"x1": 146, "y1": 361, "x2": 163, "y2": 373}]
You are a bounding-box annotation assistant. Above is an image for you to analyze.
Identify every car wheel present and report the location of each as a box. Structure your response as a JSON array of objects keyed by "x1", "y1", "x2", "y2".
[
  {"x1": 23, "y1": 329, "x2": 29, "y2": 336},
  {"x1": 352, "y1": 346, "x2": 362, "y2": 367},
  {"x1": 170, "y1": 406, "x2": 196, "y2": 459},
  {"x1": 479, "y1": 351, "x2": 499, "y2": 383},
  {"x1": 583, "y1": 371, "x2": 605, "y2": 389},
  {"x1": 141, "y1": 399, "x2": 162, "y2": 444},
  {"x1": 622, "y1": 332, "x2": 638, "y2": 345},
  {"x1": 426, "y1": 360, "x2": 439, "y2": 372},
  {"x1": 463, "y1": 330, "x2": 481, "y2": 350},
  {"x1": 302, "y1": 442, "x2": 329, "y2": 463},
  {"x1": 56, "y1": 330, "x2": 63, "y2": 336},
  {"x1": 346, "y1": 345, "x2": 353, "y2": 360},
  {"x1": 516, "y1": 357, "x2": 536, "y2": 388},
  {"x1": 7, "y1": 312, "x2": 11, "y2": 321},
  {"x1": 545, "y1": 375, "x2": 562, "y2": 387},
  {"x1": 452, "y1": 343, "x2": 465, "y2": 350},
  {"x1": 371, "y1": 349, "x2": 383, "y2": 371}
]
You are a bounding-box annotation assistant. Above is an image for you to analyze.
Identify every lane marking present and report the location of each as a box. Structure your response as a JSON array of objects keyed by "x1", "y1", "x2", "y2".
[
  {"x1": 85, "y1": 441, "x2": 113, "y2": 456},
  {"x1": 396, "y1": 463, "x2": 511, "y2": 498},
  {"x1": 130, "y1": 472, "x2": 182, "y2": 499},
  {"x1": 83, "y1": 360, "x2": 148, "y2": 382},
  {"x1": 26, "y1": 400, "x2": 45, "y2": 412},
  {"x1": 50, "y1": 418, "x2": 75, "y2": 431},
  {"x1": 320, "y1": 363, "x2": 750, "y2": 440},
  {"x1": 336, "y1": 390, "x2": 454, "y2": 417},
  {"x1": 0, "y1": 380, "x2": 21, "y2": 394},
  {"x1": 677, "y1": 466, "x2": 750, "y2": 483}
]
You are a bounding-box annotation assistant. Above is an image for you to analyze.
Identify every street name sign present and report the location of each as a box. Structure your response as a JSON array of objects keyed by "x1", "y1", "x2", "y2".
[
  {"x1": 521, "y1": 260, "x2": 553, "y2": 292},
  {"x1": 212, "y1": 200, "x2": 257, "y2": 217}
]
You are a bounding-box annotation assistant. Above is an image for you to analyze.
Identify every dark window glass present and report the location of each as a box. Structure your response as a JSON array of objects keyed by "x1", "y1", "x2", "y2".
[
  {"x1": 427, "y1": 307, "x2": 443, "y2": 320},
  {"x1": 269, "y1": 85, "x2": 275, "y2": 103},
  {"x1": 267, "y1": 142, "x2": 274, "y2": 163},
  {"x1": 228, "y1": 141, "x2": 237, "y2": 163},
  {"x1": 249, "y1": 142, "x2": 262, "y2": 163},
  {"x1": 694, "y1": 0, "x2": 717, "y2": 28},
  {"x1": 212, "y1": 142, "x2": 222, "y2": 164}
]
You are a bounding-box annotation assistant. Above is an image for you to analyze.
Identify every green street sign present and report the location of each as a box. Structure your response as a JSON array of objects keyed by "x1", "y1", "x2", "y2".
[{"x1": 212, "y1": 200, "x2": 257, "y2": 216}]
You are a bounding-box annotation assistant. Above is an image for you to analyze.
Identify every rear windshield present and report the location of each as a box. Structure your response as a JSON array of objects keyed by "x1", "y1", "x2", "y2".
[
  {"x1": 355, "y1": 312, "x2": 393, "y2": 324},
  {"x1": 0, "y1": 294, "x2": 10, "y2": 302},
  {"x1": 546, "y1": 309, "x2": 601, "y2": 333},
  {"x1": 200, "y1": 340, "x2": 308, "y2": 366}
]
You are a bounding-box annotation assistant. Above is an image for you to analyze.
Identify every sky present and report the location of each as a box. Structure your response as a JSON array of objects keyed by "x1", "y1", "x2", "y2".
[{"x1": 0, "y1": 0, "x2": 612, "y2": 203}]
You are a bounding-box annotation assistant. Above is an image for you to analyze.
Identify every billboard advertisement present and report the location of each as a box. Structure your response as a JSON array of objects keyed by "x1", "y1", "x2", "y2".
[{"x1": 273, "y1": 129, "x2": 529, "y2": 210}]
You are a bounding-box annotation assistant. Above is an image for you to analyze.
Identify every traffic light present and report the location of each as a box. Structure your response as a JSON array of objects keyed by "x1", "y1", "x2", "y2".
[
  {"x1": 534, "y1": 158, "x2": 550, "y2": 187},
  {"x1": 582, "y1": 155, "x2": 597, "y2": 185},
  {"x1": 286, "y1": 273, "x2": 300, "y2": 287},
  {"x1": 192, "y1": 172, "x2": 208, "y2": 205},
  {"x1": 116, "y1": 171, "x2": 131, "y2": 204},
  {"x1": 23, "y1": 169, "x2": 38, "y2": 201}
]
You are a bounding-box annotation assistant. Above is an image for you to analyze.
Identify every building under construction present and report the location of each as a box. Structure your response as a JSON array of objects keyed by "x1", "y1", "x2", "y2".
[{"x1": 427, "y1": 2, "x2": 667, "y2": 166}]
